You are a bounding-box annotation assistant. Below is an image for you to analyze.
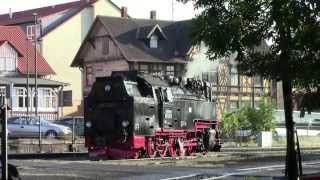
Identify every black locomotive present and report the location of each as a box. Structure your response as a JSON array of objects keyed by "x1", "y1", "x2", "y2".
[{"x1": 85, "y1": 71, "x2": 221, "y2": 159}]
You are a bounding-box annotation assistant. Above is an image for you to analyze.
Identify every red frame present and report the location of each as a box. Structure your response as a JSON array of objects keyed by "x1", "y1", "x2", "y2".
[{"x1": 87, "y1": 119, "x2": 221, "y2": 159}]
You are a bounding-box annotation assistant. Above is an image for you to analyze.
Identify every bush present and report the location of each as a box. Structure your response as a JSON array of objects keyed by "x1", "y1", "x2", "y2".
[{"x1": 221, "y1": 97, "x2": 275, "y2": 139}]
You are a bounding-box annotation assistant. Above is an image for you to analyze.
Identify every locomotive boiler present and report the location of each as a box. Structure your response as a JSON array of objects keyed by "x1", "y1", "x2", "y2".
[{"x1": 85, "y1": 71, "x2": 221, "y2": 159}]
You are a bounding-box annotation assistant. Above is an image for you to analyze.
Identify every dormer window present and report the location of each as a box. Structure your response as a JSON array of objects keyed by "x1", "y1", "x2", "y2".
[
  {"x1": 26, "y1": 24, "x2": 41, "y2": 40},
  {"x1": 150, "y1": 35, "x2": 158, "y2": 48},
  {"x1": 0, "y1": 41, "x2": 18, "y2": 72}
]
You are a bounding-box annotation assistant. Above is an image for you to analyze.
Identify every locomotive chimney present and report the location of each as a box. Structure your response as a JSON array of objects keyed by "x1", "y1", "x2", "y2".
[
  {"x1": 150, "y1": 10, "x2": 156, "y2": 20},
  {"x1": 121, "y1": 7, "x2": 128, "y2": 18}
]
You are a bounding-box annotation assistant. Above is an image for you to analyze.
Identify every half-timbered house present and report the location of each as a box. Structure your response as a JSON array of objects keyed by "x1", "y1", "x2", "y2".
[{"x1": 71, "y1": 11, "x2": 192, "y2": 97}]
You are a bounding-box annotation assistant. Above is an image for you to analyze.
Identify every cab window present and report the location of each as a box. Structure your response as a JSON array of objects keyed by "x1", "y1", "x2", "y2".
[{"x1": 124, "y1": 81, "x2": 142, "y2": 97}]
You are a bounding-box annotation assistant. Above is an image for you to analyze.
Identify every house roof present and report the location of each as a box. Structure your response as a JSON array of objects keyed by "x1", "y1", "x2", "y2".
[
  {"x1": 0, "y1": 26, "x2": 55, "y2": 75},
  {"x1": 0, "y1": 0, "x2": 98, "y2": 26},
  {"x1": 0, "y1": 0, "x2": 122, "y2": 37},
  {"x1": 0, "y1": 41, "x2": 5, "y2": 46},
  {"x1": 72, "y1": 16, "x2": 193, "y2": 67}
]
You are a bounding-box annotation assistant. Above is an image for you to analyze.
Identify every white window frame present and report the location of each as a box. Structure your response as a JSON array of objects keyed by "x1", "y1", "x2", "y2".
[
  {"x1": 150, "y1": 35, "x2": 158, "y2": 48},
  {"x1": 43, "y1": 89, "x2": 57, "y2": 109},
  {"x1": 26, "y1": 25, "x2": 40, "y2": 40},
  {"x1": 13, "y1": 87, "x2": 57, "y2": 112},
  {"x1": 0, "y1": 57, "x2": 16, "y2": 72},
  {"x1": 17, "y1": 88, "x2": 27, "y2": 109}
]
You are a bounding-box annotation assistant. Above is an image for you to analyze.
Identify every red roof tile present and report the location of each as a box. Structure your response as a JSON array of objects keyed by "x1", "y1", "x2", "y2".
[
  {"x1": 0, "y1": 26, "x2": 55, "y2": 75},
  {"x1": 0, "y1": 0, "x2": 98, "y2": 26}
]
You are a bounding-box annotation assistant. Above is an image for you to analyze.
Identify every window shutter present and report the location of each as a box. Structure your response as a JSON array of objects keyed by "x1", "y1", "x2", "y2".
[{"x1": 62, "y1": 90, "x2": 72, "y2": 107}]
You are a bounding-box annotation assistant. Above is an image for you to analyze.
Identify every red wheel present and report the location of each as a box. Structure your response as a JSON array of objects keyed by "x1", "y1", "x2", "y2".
[
  {"x1": 168, "y1": 139, "x2": 177, "y2": 157},
  {"x1": 177, "y1": 139, "x2": 185, "y2": 157},
  {"x1": 158, "y1": 145, "x2": 168, "y2": 158},
  {"x1": 146, "y1": 138, "x2": 157, "y2": 158},
  {"x1": 157, "y1": 140, "x2": 168, "y2": 158}
]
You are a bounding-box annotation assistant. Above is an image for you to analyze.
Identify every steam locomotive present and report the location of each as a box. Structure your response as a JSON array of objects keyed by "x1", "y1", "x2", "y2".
[{"x1": 84, "y1": 71, "x2": 221, "y2": 159}]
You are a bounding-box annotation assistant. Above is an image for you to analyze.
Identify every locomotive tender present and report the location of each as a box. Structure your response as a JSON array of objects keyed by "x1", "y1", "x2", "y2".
[{"x1": 85, "y1": 71, "x2": 221, "y2": 159}]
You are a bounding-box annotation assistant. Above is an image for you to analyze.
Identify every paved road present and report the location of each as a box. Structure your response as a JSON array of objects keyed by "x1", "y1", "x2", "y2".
[{"x1": 9, "y1": 152, "x2": 320, "y2": 180}]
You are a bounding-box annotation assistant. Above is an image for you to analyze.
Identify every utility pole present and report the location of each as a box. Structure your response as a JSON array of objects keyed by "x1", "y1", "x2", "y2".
[
  {"x1": 33, "y1": 13, "x2": 41, "y2": 153},
  {"x1": 26, "y1": 38, "x2": 30, "y2": 117},
  {"x1": 1, "y1": 100, "x2": 8, "y2": 180}
]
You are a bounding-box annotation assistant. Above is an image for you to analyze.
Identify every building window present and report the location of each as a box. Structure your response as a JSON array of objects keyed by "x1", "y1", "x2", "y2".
[
  {"x1": 151, "y1": 64, "x2": 162, "y2": 75},
  {"x1": 254, "y1": 76, "x2": 262, "y2": 87},
  {"x1": 166, "y1": 65, "x2": 175, "y2": 76},
  {"x1": 86, "y1": 66, "x2": 94, "y2": 86},
  {"x1": 17, "y1": 88, "x2": 27, "y2": 108},
  {"x1": 0, "y1": 57, "x2": 16, "y2": 72},
  {"x1": 230, "y1": 65, "x2": 239, "y2": 86},
  {"x1": 43, "y1": 89, "x2": 56, "y2": 108},
  {"x1": 139, "y1": 64, "x2": 149, "y2": 74},
  {"x1": 26, "y1": 25, "x2": 40, "y2": 40},
  {"x1": 150, "y1": 35, "x2": 158, "y2": 48},
  {"x1": 208, "y1": 71, "x2": 217, "y2": 84},
  {"x1": 62, "y1": 90, "x2": 73, "y2": 107}
]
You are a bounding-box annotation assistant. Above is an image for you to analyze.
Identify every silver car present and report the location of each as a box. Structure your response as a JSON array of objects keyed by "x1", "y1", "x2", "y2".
[{"x1": 8, "y1": 116, "x2": 72, "y2": 139}]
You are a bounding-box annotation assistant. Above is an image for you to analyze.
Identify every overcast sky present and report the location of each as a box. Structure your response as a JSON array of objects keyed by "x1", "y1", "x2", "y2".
[{"x1": 0, "y1": 0, "x2": 196, "y2": 21}]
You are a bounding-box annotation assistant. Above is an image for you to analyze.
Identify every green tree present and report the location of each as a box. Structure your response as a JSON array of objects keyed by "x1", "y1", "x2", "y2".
[
  {"x1": 179, "y1": 0, "x2": 320, "y2": 178},
  {"x1": 222, "y1": 98, "x2": 275, "y2": 138}
]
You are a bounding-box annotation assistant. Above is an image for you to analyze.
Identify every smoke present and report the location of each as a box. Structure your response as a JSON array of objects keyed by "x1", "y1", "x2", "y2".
[
  {"x1": 185, "y1": 46, "x2": 239, "y2": 80},
  {"x1": 185, "y1": 46, "x2": 221, "y2": 78}
]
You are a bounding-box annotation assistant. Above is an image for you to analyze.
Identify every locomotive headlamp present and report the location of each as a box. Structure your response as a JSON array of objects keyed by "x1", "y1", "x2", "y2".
[
  {"x1": 105, "y1": 84, "x2": 111, "y2": 92},
  {"x1": 86, "y1": 121, "x2": 92, "y2": 128},
  {"x1": 121, "y1": 120, "x2": 129, "y2": 127}
]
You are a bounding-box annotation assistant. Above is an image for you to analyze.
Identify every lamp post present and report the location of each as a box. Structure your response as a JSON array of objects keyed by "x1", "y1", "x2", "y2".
[{"x1": 33, "y1": 13, "x2": 41, "y2": 153}]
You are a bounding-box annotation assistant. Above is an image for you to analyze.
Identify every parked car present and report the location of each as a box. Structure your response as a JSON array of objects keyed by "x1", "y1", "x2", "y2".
[
  {"x1": 55, "y1": 116, "x2": 84, "y2": 136},
  {"x1": 8, "y1": 116, "x2": 72, "y2": 139}
]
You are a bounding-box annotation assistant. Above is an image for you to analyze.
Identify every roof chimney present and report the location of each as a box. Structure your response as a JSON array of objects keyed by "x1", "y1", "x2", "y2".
[
  {"x1": 121, "y1": 7, "x2": 128, "y2": 18},
  {"x1": 9, "y1": 8, "x2": 13, "y2": 19},
  {"x1": 150, "y1": 10, "x2": 156, "y2": 20}
]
